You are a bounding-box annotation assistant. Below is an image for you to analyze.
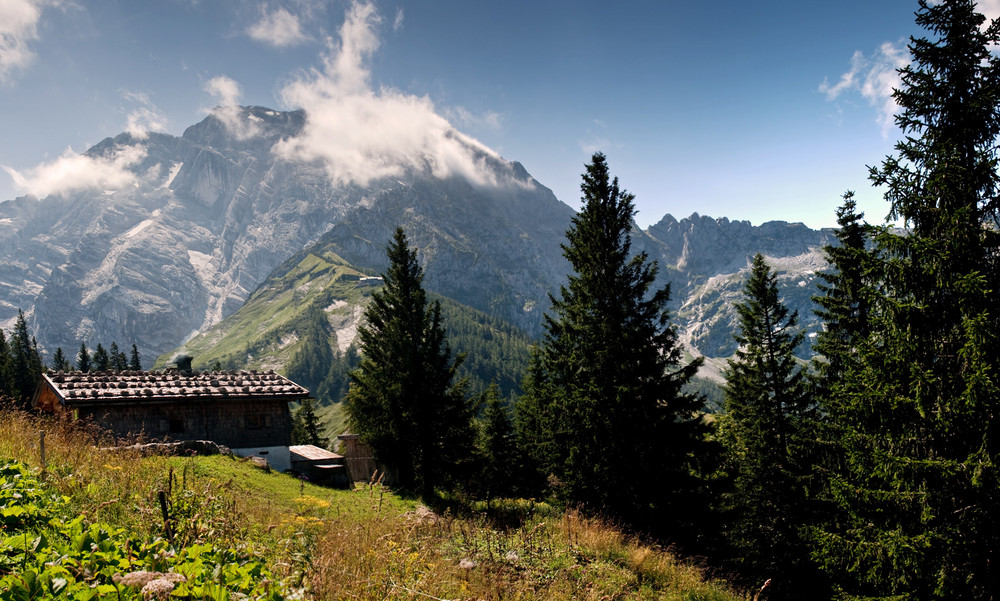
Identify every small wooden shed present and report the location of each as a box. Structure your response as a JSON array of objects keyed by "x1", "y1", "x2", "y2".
[
  {"x1": 289, "y1": 444, "x2": 349, "y2": 487},
  {"x1": 33, "y1": 369, "x2": 309, "y2": 472}
]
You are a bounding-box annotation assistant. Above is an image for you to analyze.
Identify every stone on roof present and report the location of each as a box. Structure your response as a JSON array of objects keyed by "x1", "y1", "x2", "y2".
[{"x1": 43, "y1": 369, "x2": 309, "y2": 405}]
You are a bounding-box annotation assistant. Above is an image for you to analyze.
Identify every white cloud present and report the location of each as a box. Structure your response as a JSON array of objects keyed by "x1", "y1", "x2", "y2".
[
  {"x1": 978, "y1": 0, "x2": 1000, "y2": 23},
  {"x1": 579, "y1": 120, "x2": 620, "y2": 155},
  {"x1": 274, "y1": 0, "x2": 517, "y2": 189},
  {"x1": 203, "y1": 75, "x2": 260, "y2": 139},
  {"x1": 121, "y1": 91, "x2": 168, "y2": 139},
  {"x1": 446, "y1": 106, "x2": 503, "y2": 131},
  {"x1": 247, "y1": 6, "x2": 308, "y2": 47},
  {"x1": 0, "y1": 0, "x2": 54, "y2": 83},
  {"x1": 820, "y1": 41, "x2": 909, "y2": 137},
  {"x1": 2, "y1": 145, "x2": 147, "y2": 198},
  {"x1": 392, "y1": 7, "x2": 404, "y2": 32}
]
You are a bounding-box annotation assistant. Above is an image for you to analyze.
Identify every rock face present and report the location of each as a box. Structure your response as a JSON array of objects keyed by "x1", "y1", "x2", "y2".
[
  {"x1": 0, "y1": 107, "x2": 572, "y2": 364},
  {"x1": 0, "y1": 105, "x2": 837, "y2": 372},
  {"x1": 640, "y1": 213, "x2": 836, "y2": 364}
]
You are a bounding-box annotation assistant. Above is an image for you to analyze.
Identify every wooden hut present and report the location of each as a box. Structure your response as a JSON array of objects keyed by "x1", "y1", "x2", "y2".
[
  {"x1": 289, "y1": 444, "x2": 349, "y2": 487},
  {"x1": 33, "y1": 368, "x2": 309, "y2": 472}
]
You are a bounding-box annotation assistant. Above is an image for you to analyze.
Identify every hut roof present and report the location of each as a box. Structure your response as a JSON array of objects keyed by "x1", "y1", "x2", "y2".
[
  {"x1": 289, "y1": 445, "x2": 344, "y2": 462},
  {"x1": 41, "y1": 369, "x2": 309, "y2": 407}
]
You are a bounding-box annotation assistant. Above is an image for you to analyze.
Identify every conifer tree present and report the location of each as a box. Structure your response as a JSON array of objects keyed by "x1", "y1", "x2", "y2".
[
  {"x1": 11, "y1": 310, "x2": 42, "y2": 406},
  {"x1": 815, "y1": 2, "x2": 1000, "y2": 597},
  {"x1": 76, "y1": 342, "x2": 91, "y2": 372},
  {"x1": 292, "y1": 398, "x2": 329, "y2": 448},
  {"x1": 129, "y1": 344, "x2": 142, "y2": 371},
  {"x1": 0, "y1": 330, "x2": 13, "y2": 397},
  {"x1": 92, "y1": 343, "x2": 110, "y2": 372},
  {"x1": 812, "y1": 192, "x2": 871, "y2": 385},
  {"x1": 287, "y1": 307, "x2": 334, "y2": 396},
  {"x1": 719, "y1": 254, "x2": 817, "y2": 598},
  {"x1": 346, "y1": 227, "x2": 475, "y2": 497},
  {"x1": 475, "y1": 383, "x2": 516, "y2": 500},
  {"x1": 50, "y1": 347, "x2": 72, "y2": 372},
  {"x1": 109, "y1": 342, "x2": 128, "y2": 371},
  {"x1": 517, "y1": 152, "x2": 708, "y2": 535}
]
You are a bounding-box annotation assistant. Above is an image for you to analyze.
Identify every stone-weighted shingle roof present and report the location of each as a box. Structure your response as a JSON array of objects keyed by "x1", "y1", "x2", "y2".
[{"x1": 42, "y1": 369, "x2": 309, "y2": 406}]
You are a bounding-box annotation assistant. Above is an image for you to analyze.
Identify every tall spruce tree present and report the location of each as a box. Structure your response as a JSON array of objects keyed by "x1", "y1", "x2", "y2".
[
  {"x1": 50, "y1": 347, "x2": 72, "y2": 372},
  {"x1": 129, "y1": 344, "x2": 142, "y2": 371},
  {"x1": 719, "y1": 254, "x2": 817, "y2": 599},
  {"x1": 0, "y1": 330, "x2": 13, "y2": 398},
  {"x1": 10, "y1": 310, "x2": 42, "y2": 407},
  {"x1": 292, "y1": 398, "x2": 330, "y2": 448},
  {"x1": 76, "y1": 342, "x2": 91, "y2": 373},
  {"x1": 92, "y1": 343, "x2": 110, "y2": 372},
  {"x1": 517, "y1": 152, "x2": 708, "y2": 535},
  {"x1": 109, "y1": 342, "x2": 128, "y2": 371},
  {"x1": 475, "y1": 383, "x2": 517, "y2": 501},
  {"x1": 812, "y1": 192, "x2": 871, "y2": 385},
  {"x1": 346, "y1": 227, "x2": 475, "y2": 497},
  {"x1": 815, "y1": 1, "x2": 1000, "y2": 598}
]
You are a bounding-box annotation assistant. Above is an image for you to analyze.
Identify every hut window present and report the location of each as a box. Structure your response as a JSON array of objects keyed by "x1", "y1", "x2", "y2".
[
  {"x1": 169, "y1": 418, "x2": 185, "y2": 433},
  {"x1": 245, "y1": 415, "x2": 264, "y2": 429}
]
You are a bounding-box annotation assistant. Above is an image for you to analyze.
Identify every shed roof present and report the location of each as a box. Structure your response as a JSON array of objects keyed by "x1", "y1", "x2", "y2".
[
  {"x1": 289, "y1": 444, "x2": 344, "y2": 462},
  {"x1": 41, "y1": 369, "x2": 309, "y2": 407}
]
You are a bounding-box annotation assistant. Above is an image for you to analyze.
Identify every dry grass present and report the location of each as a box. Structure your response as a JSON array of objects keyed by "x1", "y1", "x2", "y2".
[
  {"x1": 308, "y1": 503, "x2": 745, "y2": 600},
  {"x1": 0, "y1": 404, "x2": 745, "y2": 600}
]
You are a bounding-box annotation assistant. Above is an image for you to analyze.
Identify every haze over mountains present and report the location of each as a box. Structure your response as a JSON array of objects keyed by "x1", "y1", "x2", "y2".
[{"x1": 0, "y1": 106, "x2": 834, "y2": 371}]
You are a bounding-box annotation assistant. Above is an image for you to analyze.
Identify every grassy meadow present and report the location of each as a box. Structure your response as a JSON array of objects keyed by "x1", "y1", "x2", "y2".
[{"x1": 0, "y1": 406, "x2": 746, "y2": 600}]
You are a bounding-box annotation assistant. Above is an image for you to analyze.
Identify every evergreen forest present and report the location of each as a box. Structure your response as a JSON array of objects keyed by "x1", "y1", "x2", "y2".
[{"x1": 343, "y1": 3, "x2": 1000, "y2": 598}]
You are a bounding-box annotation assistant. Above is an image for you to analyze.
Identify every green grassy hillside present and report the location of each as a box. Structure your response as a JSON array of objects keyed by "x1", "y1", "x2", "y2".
[
  {"x1": 0, "y1": 407, "x2": 745, "y2": 600},
  {"x1": 158, "y1": 250, "x2": 533, "y2": 405}
]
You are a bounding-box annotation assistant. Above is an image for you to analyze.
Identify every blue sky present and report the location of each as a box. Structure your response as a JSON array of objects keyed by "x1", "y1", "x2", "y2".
[{"x1": 1, "y1": 0, "x2": 989, "y2": 229}]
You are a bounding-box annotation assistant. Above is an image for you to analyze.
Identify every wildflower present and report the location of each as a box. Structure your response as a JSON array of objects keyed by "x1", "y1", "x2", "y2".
[
  {"x1": 141, "y1": 578, "x2": 175, "y2": 599},
  {"x1": 505, "y1": 550, "x2": 519, "y2": 562},
  {"x1": 161, "y1": 572, "x2": 186, "y2": 583},
  {"x1": 120, "y1": 571, "x2": 162, "y2": 588},
  {"x1": 458, "y1": 558, "x2": 476, "y2": 570}
]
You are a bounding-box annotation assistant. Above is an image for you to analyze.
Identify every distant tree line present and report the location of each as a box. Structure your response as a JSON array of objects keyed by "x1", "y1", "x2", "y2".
[
  {"x1": 66, "y1": 341, "x2": 142, "y2": 373},
  {"x1": 0, "y1": 310, "x2": 44, "y2": 409},
  {"x1": 344, "y1": 4, "x2": 1000, "y2": 598},
  {"x1": 283, "y1": 291, "x2": 530, "y2": 409},
  {"x1": 0, "y1": 311, "x2": 143, "y2": 409}
]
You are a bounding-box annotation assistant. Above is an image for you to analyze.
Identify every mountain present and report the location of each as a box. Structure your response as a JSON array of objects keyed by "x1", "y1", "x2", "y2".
[
  {"x1": 640, "y1": 214, "x2": 836, "y2": 380},
  {"x1": 1, "y1": 106, "x2": 836, "y2": 379},
  {"x1": 0, "y1": 106, "x2": 571, "y2": 365}
]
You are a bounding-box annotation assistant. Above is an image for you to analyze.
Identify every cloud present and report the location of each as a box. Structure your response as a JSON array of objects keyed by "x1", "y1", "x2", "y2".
[
  {"x1": 274, "y1": 0, "x2": 517, "y2": 188},
  {"x1": 0, "y1": 0, "x2": 55, "y2": 83},
  {"x1": 579, "y1": 120, "x2": 620, "y2": 155},
  {"x1": 978, "y1": 0, "x2": 1000, "y2": 23},
  {"x1": 392, "y1": 7, "x2": 404, "y2": 32},
  {"x1": 203, "y1": 75, "x2": 260, "y2": 139},
  {"x1": 121, "y1": 91, "x2": 168, "y2": 139},
  {"x1": 247, "y1": 6, "x2": 308, "y2": 47},
  {"x1": 820, "y1": 41, "x2": 909, "y2": 137},
  {"x1": 2, "y1": 144, "x2": 147, "y2": 198},
  {"x1": 445, "y1": 106, "x2": 503, "y2": 131}
]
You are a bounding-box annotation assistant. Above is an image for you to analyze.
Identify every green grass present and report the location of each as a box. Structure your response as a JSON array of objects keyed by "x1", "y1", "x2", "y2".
[
  {"x1": 0, "y1": 408, "x2": 746, "y2": 600},
  {"x1": 157, "y1": 251, "x2": 372, "y2": 371}
]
